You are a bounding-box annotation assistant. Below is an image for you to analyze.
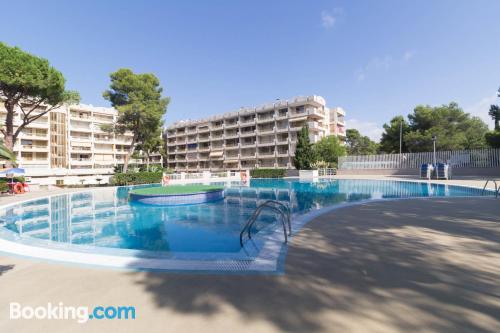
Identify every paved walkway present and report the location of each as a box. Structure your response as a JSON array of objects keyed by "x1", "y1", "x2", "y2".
[{"x1": 0, "y1": 192, "x2": 499, "y2": 332}]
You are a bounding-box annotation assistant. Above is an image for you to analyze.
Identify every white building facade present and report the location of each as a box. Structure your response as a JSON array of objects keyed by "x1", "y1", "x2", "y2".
[
  {"x1": 165, "y1": 95, "x2": 345, "y2": 171},
  {"x1": 0, "y1": 103, "x2": 162, "y2": 185}
]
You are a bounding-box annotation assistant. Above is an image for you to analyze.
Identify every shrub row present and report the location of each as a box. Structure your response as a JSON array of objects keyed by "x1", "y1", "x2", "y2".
[
  {"x1": 110, "y1": 172, "x2": 163, "y2": 186},
  {"x1": 250, "y1": 168, "x2": 286, "y2": 178}
]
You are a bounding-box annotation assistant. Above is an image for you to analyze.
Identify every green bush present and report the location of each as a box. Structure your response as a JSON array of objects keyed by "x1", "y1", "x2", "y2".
[
  {"x1": 110, "y1": 172, "x2": 163, "y2": 186},
  {"x1": 250, "y1": 168, "x2": 286, "y2": 178},
  {"x1": 0, "y1": 181, "x2": 8, "y2": 193},
  {"x1": 485, "y1": 130, "x2": 500, "y2": 148}
]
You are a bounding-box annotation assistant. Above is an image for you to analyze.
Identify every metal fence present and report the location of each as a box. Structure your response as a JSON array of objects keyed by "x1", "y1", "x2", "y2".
[
  {"x1": 318, "y1": 168, "x2": 336, "y2": 176},
  {"x1": 338, "y1": 148, "x2": 500, "y2": 170}
]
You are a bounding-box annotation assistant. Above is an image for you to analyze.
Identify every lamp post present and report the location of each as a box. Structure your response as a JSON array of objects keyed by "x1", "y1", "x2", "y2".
[
  {"x1": 399, "y1": 119, "x2": 403, "y2": 155},
  {"x1": 432, "y1": 135, "x2": 437, "y2": 165}
]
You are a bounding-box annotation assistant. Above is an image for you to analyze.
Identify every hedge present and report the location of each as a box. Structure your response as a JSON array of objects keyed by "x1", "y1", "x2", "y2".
[
  {"x1": 110, "y1": 172, "x2": 163, "y2": 186},
  {"x1": 250, "y1": 168, "x2": 286, "y2": 178}
]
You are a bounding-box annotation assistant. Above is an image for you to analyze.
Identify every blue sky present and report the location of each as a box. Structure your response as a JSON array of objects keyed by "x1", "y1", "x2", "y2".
[{"x1": 1, "y1": 0, "x2": 499, "y2": 140}]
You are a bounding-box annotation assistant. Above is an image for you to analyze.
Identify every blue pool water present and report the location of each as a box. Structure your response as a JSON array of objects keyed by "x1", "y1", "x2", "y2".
[{"x1": 0, "y1": 179, "x2": 487, "y2": 255}]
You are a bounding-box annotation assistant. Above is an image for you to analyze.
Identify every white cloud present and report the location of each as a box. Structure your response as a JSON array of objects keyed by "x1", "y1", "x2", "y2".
[
  {"x1": 403, "y1": 50, "x2": 414, "y2": 62},
  {"x1": 355, "y1": 55, "x2": 392, "y2": 81},
  {"x1": 465, "y1": 94, "x2": 498, "y2": 129},
  {"x1": 346, "y1": 118, "x2": 384, "y2": 141},
  {"x1": 321, "y1": 10, "x2": 337, "y2": 28},
  {"x1": 321, "y1": 9, "x2": 343, "y2": 29},
  {"x1": 356, "y1": 51, "x2": 415, "y2": 81}
]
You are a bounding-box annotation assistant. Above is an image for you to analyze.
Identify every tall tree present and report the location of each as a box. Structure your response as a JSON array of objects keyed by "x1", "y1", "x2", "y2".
[
  {"x1": 0, "y1": 42, "x2": 79, "y2": 153},
  {"x1": 380, "y1": 103, "x2": 488, "y2": 153},
  {"x1": 103, "y1": 69, "x2": 169, "y2": 173},
  {"x1": 489, "y1": 104, "x2": 500, "y2": 130},
  {"x1": 293, "y1": 125, "x2": 316, "y2": 170},
  {"x1": 0, "y1": 140, "x2": 17, "y2": 165},
  {"x1": 345, "y1": 129, "x2": 379, "y2": 155},
  {"x1": 404, "y1": 103, "x2": 487, "y2": 151},
  {"x1": 136, "y1": 129, "x2": 163, "y2": 171},
  {"x1": 379, "y1": 116, "x2": 409, "y2": 154},
  {"x1": 313, "y1": 135, "x2": 346, "y2": 167}
]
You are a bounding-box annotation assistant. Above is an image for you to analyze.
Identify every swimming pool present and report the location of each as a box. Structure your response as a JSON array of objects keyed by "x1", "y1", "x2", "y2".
[{"x1": 0, "y1": 179, "x2": 489, "y2": 273}]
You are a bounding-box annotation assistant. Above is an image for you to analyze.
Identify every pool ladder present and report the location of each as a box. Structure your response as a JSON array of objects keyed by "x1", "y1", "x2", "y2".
[
  {"x1": 482, "y1": 179, "x2": 500, "y2": 198},
  {"x1": 239, "y1": 200, "x2": 292, "y2": 247}
]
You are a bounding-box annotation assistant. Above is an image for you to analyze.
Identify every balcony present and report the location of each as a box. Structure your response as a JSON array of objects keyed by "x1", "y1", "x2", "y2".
[
  {"x1": 225, "y1": 143, "x2": 239, "y2": 150},
  {"x1": 239, "y1": 118, "x2": 255, "y2": 125},
  {"x1": 224, "y1": 132, "x2": 239, "y2": 139},
  {"x1": 289, "y1": 122, "x2": 307, "y2": 131},
  {"x1": 20, "y1": 131, "x2": 48, "y2": 139},
  {"x1": 240, "y1": 153, "x2": 257, "y2": 159},
  {"x1": 224, "y1": 153, "x2": 239, "y2": 160},
  {"x1": 29, "y1": 119, "x2": 49, "y2": 128},
  {"x1": 70, "y1": 123, "x2": 93, "y2": 132},
  {"x1": 198, "y1": 126, "x2": 210, "y2": 133},
  {"x1": 240, "y1": 141, "x2": 256, "y2": 147},
  {"x1": 210, "y1": 124, "x2": 224, "y2": 131},
  {"x1": 276, "y1": 112, "x2": 288, "y2": 120},
  {"x1": 240, "y1": 130, "x2": 256, "y2": 137},
  {"x1": 307, "y1": 121, "x2": 321, "y2": 131},
  {"x1": 20, "y1": 144, "x2": 48, "y2": 152},
  {"x1": 276, "y1": 137, "x2": 289, "y2": 145},
  {"x1": 306, "y1": 107, "x2": 325, "y2": 118},
  {"x1": 257, "y1": 139, "x2": 275, "y2": 147},
  {"x1": 210, "y1": 135, "x2": 224, "y2": 141},
  {"x1": 258, "y1": 126, "x2": 275, "y2": 134},
  {"x1": 93, "y1": 116, "x2": 114, "y2": 124},
  {"x1": 258, "y1": 150, "x2": 276, "y2": 158},
  {"x1": 276, "y1": 150, "x2": 289, "y2": 157},
  {"x1": 71, "y1": 159, "x2": 93, "y2": 165},
  {"x1": 71, "y1": 146, "x2": 92, "y2": 152},
  {"x1": 257, "y1": 115, "x2": 274, "y2": 124},
  {"x1": 224, "y1": 121, "x2": 238, "y2": 128}
]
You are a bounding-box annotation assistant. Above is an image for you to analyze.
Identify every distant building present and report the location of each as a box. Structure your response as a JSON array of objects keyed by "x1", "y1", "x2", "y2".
[{"x1": 164, "y1": 95, "x2": 345, "y2": 171}]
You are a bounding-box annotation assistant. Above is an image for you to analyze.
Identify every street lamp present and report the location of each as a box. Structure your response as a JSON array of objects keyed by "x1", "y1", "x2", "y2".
[
  {"x1": 432, "y1": 135, "x2": 437, "y2": 165},
  {"x1": 399, "y1": 119, "x2": 403, "y2": 155}
]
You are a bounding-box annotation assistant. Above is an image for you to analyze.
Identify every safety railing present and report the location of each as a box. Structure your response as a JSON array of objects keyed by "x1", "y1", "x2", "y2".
[{"x1": 239, "y1": 200, "x2": 291, "y2": 247}]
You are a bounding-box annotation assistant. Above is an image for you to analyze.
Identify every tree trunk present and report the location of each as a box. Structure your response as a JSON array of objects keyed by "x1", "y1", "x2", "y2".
[
  {"x1": 3, "y1": 101, "x2": 16, "y2": 167},
  {"x1": 496, "y1": 119, "x2": 499, "y2": 131},
  {"x1": 123, "y1": 136, "x2": 136, "y2": 173},
  {"x1": 146, "y1": 152, "x2": 150, "y2": 172}
]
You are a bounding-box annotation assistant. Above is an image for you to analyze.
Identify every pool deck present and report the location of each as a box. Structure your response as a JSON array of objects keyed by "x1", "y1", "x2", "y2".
[{"x1": 0, "y1": 177, "x2": 499, "y2": 332}]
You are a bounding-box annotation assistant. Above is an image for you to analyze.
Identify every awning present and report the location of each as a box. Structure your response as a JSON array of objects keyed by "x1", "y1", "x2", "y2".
[
  {"x1": 289, "y1": 116, "x2": 307, "y2": 122},
  {"x1": 209, "y1": 151, "x2": 224, "y2": 158}
]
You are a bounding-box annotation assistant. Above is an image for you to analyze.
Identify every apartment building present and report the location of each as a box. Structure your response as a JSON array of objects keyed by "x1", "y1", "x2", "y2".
[
  {"x1": 164, "y1": 95, "x2": 346, "y2": 171},
  {"x1": 0, "y1": 103, "x2": 162, "y2": 183}
]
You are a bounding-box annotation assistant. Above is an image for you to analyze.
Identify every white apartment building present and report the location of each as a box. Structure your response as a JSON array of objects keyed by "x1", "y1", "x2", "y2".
[
  {"x1": 165, "y1": 95, "x2": 345, "y2": 171},
  {"x1": 0, "y1": 103, "x2": 162, "y2": 184}
]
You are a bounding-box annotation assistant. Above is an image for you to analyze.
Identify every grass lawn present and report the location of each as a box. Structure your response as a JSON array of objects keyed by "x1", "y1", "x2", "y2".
[{"x1": 130, "y1": 185, "x2": 224, "y2": 196}]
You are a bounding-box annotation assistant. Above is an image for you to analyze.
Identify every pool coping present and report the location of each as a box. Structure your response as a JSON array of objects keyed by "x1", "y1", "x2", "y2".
[{"x1": 0, "y1": 179, "x2": 495, "y2": 273}]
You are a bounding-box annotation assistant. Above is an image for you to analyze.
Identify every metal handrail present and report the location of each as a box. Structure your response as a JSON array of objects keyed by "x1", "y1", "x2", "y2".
[
  {"x1": 482, "y1": 179, "x2": 500, "y2": 198},
  {"x1": 239, "y1": 200, "x2": 291, "y2": 247}
]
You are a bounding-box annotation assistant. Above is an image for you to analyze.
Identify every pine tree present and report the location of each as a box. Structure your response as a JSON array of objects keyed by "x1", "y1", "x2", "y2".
[{"x1": 293, "y1": 125, "x2": 316, "y2": 170}]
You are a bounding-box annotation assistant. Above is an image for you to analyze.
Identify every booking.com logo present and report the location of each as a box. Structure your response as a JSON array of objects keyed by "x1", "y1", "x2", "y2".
[{"x1": 9, "y1": 302, "x2": 136, "y2": 323}]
